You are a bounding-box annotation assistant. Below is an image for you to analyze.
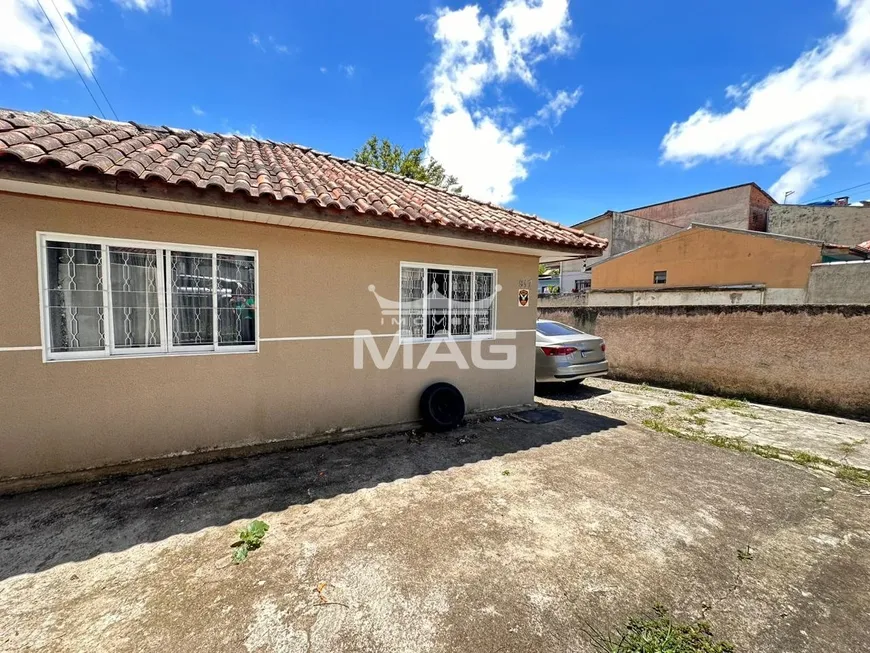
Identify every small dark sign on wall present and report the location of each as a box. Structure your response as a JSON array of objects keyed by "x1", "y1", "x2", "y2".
[{"x1": 518, "y1": 289, "x2": 530, "y2": 307}]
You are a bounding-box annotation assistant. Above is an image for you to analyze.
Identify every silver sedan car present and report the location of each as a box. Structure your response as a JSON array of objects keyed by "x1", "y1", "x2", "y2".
[{"x1": 535, "y1": 319, "x2": 608, "y2": 385}]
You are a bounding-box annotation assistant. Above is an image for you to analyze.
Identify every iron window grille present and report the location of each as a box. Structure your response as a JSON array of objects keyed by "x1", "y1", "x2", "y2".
[
  {"x1": 39, "y1": 233, "x2": 258, "y2": 361},
  {"x1": 399, "y1": 263, "x2": 497, "y2": 341},
  {"x1": 653, "y1": 270, "x2": 667, "y2": 285}
]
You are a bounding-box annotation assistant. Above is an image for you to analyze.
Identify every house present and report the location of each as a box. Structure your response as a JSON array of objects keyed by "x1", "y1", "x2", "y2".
[
  {"x1": 619, "y1": 182, "x2": 777, "y2": 231},
  {"x1": 0, "y1": 109, "x2": 606, "y2": 483},
  {"x1": 560, "y1": 211, "x2": 682, "y2": 292},
  {"x1": 559, "y1": 183, "x2": 777, "y2": 293},
  {"x1": 589, "y1": 223, "x2": 868, "y2": 306}
]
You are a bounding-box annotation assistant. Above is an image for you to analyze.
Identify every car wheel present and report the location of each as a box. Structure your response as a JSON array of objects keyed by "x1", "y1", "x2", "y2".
[{"x1": 420, "y1": 382, "x2": 466, "y2": 432}]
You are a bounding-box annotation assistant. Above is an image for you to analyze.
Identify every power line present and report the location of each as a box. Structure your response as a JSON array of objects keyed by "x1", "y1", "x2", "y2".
[
  {"x1": 804, "y1": 180, "x2": 870, "y2": 203},
  {"x1": 35, "y1": 0, "x2": 105, "y2": 119},
  {"x1": 48, "y1": 0, "x2": 119, "y2": 121}
]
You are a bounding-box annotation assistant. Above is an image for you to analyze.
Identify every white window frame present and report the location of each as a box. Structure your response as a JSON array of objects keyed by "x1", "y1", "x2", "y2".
[
  {"x1": 37, "y1": 232, "x2": 259, "y2": 362},
  {"x1": 398, "y1": 261, "x2": 497, "y2": 344}
]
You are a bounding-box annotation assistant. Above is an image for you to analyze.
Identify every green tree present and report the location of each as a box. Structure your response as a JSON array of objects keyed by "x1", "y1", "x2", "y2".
[{"x1": 354, "y1": 136, "x2": 462, "y2": 193}]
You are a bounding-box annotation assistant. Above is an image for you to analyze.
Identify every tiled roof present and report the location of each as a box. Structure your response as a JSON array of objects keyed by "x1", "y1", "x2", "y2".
[{"x1": 0, "y1": 109, "x2": 606, "y2": 252}]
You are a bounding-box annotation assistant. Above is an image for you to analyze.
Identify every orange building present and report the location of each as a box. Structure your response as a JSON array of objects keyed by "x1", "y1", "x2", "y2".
[{"x1": 590, "y1": 224, "x2": 866, "y2": 305}]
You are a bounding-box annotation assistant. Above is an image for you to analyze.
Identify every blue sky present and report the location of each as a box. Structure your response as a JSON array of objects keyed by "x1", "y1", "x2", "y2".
[{"x1": 2, "y1": 0, "x2": 870, "y2": 224}]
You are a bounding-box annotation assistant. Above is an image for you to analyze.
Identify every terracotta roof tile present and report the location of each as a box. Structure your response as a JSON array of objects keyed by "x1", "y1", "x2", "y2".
[{"x1": 0, "y1": 109, "x2": 608, "y2": 252}]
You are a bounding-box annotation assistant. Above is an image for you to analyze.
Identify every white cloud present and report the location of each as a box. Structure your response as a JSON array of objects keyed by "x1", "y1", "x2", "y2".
[
  {"x1": 191, "y1": 105, "x2": 205, "y2": 116},
  {"x1": 250, "y1": 33, "x2": 264, "y2": 51},
  {"x1": 0, "y1": 0, "x2": 165, "y2": 78},
  {"x1": 661, "y1": 0, "x2": 870, "y2": 202},
  {"x1": 0, "y1": 0, "x2": 102, "y2": 77},
  {"x1": 533, "y1": 86, "x2": 581, "y2": 126},
  {"x1": 340, "y1": 63, "x2": 355, "y2": 77},
  {"x1": 113, "y1": 0, "x2": 169, "y2": 11},
  {"x1": 319, "y1": 66, "x2": 328, "y2": 74},
  {"x1": 424, "y1": 0, "x2": 579, "y2": 203}
]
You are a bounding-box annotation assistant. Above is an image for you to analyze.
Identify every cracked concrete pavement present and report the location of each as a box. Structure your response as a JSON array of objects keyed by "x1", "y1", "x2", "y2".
[
  {"x1": 540, "y1": 378, "x2": 870, "y2": 472},
  {"x1": 1, "y1": 398, "x2": 870, "y2": 652}
]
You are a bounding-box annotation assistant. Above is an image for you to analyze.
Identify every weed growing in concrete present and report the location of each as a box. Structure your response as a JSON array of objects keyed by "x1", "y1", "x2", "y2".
[
  {"x1": 667, "y1": 400, "x2": 681, "y2": 406},
  {"x1": 678, "y1": 393, "x2": 697, "y2": 401},
  {"x1": 790, "y1": 451, "x2": 829, "y2": 466},
  {"x1": 641, "y1": 419, "x2": 683, "y2": 437},
  {"x1": 586, "y1": 605, "x2": 734, "y2": 653},
  {"x1": 737, "y1": 545, "x2": 753, "y2": 561},
  {"x1": 837, "y1": 439, "x2": 867, "y2": 456},
  {"x1": 707, "y1": 398, "x2": 748, "y2": 410},
  {"x1": 835, "y1": 466, "x2": 870, "y2": 487},
  {"x1": 502, "y1": 470, "x2": 511, "y2": 476},
  {"x1": 231, "y1": 519, "x2": 270, "y2": 564},
  {"x1": 649, "y1": 405, "x2": 666, "y2": 416}
]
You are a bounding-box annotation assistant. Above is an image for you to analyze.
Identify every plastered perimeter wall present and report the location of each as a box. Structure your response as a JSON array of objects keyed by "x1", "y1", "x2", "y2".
[
  {"x1": 0, "y1": 192, "x2": 539, "y2": 480},
  {"x1": 538, "y1": 305, "x2": 870, "y2": 419}
]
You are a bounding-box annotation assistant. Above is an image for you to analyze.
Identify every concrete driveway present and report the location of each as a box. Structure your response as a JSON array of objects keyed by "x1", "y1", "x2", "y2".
[{"x1": 2, "y1": 404, "x2": 870, "y2": 652}]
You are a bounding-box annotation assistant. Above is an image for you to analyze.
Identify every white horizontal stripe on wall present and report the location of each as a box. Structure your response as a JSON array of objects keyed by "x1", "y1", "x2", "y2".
[
  {"x1": 260, "y1": 329, "x2": 535, "y2": 342},
  {"x1": 0, "y1": 330, "x2": 536, "y2": 353}
]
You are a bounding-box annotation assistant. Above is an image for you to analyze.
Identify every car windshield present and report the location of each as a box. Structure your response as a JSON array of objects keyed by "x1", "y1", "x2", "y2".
[{"x1": 536, "y1": 321, "x2": 585, "y2": 337}]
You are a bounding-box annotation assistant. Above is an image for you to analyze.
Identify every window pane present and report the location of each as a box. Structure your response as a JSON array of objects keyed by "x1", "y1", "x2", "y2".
[
  {"x1": 473, "y1": 272, "x2": 494, "y2": 335},
  {"x1": 400, "y1": 267, "x2": 425, "y2": 338},
  {"x1": 536, "y1": 321, "x2": 584, "y2": 337},
  {"x1": 217, "y1": 254, "x2": 256, "y2": 346},
  {"x1": 45, "y1": 241, "x2": 105, "y2": 353},
  {"x1": 450, "y1": 271, "x2": 472, "y2": 336},
  {"x1": 110, "y1": 247, "x2": 161, "y2": 349},
  {"x1": 169, "y1": 252, "x2": 214, "y2": 346},
  {"x1": 426, "y1": 269, "x2": 450, "y2": 338}
]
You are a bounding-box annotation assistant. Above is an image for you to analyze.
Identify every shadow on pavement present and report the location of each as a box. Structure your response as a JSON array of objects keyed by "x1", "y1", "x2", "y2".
[
  {"x1": 0, "y1": 406, "x2": 624, "y2": 580},
  {"x1": 535, "y1": 381, "x2": 611, "y2": 402}
]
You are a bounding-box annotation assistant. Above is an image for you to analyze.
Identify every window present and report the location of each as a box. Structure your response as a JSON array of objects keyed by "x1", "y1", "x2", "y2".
[
  {"x1": 653, "y1": 270, "x2": 667, "y2": 285},
  {"x1": 399, "y1": 263, "x2": 496, "y2": 340},
  {"x1": 574, "y1": 279, "x2": 591, "y2": 292},
  {"x1": 40, "y1": 234, "x2": 257, "y2": 360},
  {"x1": 536, "y1": 321, "x2": 585, "y2": 337}
]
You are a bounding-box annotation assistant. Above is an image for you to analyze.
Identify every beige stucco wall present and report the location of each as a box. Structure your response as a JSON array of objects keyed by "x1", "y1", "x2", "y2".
[
  {"x1": 768, "y1": 204, "x2": 870, "y2": 246},
  {"x1": 0, "y1": 191, "x2": 539, "y2": 480},
  {"x1": 592, "y1": 227, "x2": 822, "y2": 290}
]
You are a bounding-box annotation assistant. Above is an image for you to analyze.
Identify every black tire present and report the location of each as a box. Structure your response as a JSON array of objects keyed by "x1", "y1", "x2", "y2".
[
  {"x1": 562, "y1": 378, "x2": 584, "y2": 390},
  {"x1": 419, "y1": 382, "x2": 466, "y2": 432}
]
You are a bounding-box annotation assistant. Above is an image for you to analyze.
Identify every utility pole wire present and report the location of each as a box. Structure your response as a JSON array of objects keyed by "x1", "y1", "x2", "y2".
[
  {"x1": 804, "y1": 180, "x2": 870, "y2": 204},
  {"x1": 48, "y1": 0, "x2": 119, "y2": 120},
  {"x1": 35, "y1": 0, "x2": 105, "y2": 119}
]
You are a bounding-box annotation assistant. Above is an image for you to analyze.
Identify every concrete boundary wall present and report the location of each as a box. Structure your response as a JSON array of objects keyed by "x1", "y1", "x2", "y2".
[{"x1": 538, "y1": 304, "x2": 870, "y2": 419}]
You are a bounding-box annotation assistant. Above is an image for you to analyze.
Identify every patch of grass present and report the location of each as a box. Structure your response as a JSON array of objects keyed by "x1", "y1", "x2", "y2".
[
  {"x1": 586, "y1": 605, "x2": 734, "y2": 653},
  {"x1": 678, "y1": 393, "x2": 697, "y2": 401},
  {"x1": 667, "y1": 399, "x2": 681, "y2": 406},
  {"x1": 790, "y1": 450, "x2": 829, "y2": 466},
  {"x1": 687, "y1": 405, "x2": 709, "y2": 416},
  {"x1": 707, "y1": 398, "x2": 748, "y2": 410},
  {"x1": 648, "y1": 405, "x2": 666, "y2": 416},
  {"x1": 501, "y1": 469, "x2": 511, "y2": 476},
  {"x1": 231, "y1": 519, "x2": 270, "y2": 564},
  {"x1": 642, "y1": 418, "x2": 684, "y2": 437},
  {"x1": 737, "y1": 545, "x2": 753, "y2": 561},
  {"x1": 691, "y1": 415, "x2": 710, "y2": 427},
  {"x1": 835, "y1": 466, "x2": 870, "y2": 487},
  {"x1": 837, "y1": 439, "x2": 867, "y2": 456}
]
